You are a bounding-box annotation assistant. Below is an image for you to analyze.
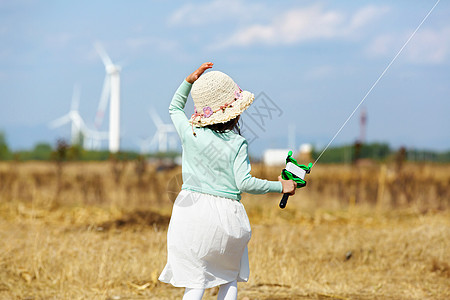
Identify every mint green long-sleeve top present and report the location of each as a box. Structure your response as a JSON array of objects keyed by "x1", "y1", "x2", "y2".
[{"x1": 169, "y1": 80, "x2": 282, "y2": 201}]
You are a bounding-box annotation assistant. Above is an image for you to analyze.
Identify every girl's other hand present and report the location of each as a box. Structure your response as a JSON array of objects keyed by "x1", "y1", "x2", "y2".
[
  {"x1": 186, "y1": 62, "x2": 213, "y2": 84},
  {"x1": 278, "y1": 176, "x2": 296, "y2": 195}
]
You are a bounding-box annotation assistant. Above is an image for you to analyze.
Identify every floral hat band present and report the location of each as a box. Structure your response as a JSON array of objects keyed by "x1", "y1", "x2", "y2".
[
  {"x1": 189, "y1": 71, "x2": 254, "y2": 134},
  {"x1": 193, "y1": 84, "x2": 242, "y2": 118}
]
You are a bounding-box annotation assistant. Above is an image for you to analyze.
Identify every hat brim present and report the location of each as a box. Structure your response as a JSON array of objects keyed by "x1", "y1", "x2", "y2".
[{"x1": 189, "y1": 91, "x2": 254, "y2": 127}]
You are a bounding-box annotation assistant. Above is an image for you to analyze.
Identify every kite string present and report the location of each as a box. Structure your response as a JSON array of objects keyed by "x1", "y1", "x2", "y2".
[{"x1": 312, "y1": 0, "x2": 441, "y2": 167}]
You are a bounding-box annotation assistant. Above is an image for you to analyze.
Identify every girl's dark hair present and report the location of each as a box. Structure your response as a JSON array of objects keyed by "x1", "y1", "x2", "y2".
[{"x1": 206, "y1": 116, "x2": 241, "y2": 135}]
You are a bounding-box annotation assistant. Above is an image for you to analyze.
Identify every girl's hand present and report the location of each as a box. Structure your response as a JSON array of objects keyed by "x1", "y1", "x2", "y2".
[
  {"x1": 186, "y1": 62, "x2": 213, "y2": 84},
  {"x1": 278, "y1": 176, "x2": 296, "y2": 195}
]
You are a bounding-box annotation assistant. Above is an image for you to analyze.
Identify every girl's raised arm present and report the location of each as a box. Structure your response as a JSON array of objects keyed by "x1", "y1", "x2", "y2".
[
  {"x1": 169, "y1": 62, "x2": 214, "y2": 140},
  {"x1": 186, "y1": 62, "x2": 213, "y2": 84}
]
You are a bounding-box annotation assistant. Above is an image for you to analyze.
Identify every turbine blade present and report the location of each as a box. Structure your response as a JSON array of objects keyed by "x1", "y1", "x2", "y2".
[
  {"x1": 94, "y1": 41, "x2": 113, "y2": 67},
  {"x1": 71, "y1": 113, "x2": 87, "y2": 133},
  {"x1": 49, "y1": 115, "x2": 71, "y2": 128},
  {"x1": 150, "y1": 132, "x2": 159, "y2": 148},
  {"x1": 95, "y1": 75, "x2": 111, "y2": 129},
  {"x1": 70, "y1": 83, "x2": 81, "y2": 111},
  {"x1": 163, "y1": 124, "x2": 176, "y2": 132},
  {"x1": 149, "y1": 108, "x2": 163, "y2": 127}
]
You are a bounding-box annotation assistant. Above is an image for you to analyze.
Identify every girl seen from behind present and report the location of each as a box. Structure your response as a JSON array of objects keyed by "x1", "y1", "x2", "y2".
[{"x1": 159, "y1": 62, "x2": 296, "y2": 300}]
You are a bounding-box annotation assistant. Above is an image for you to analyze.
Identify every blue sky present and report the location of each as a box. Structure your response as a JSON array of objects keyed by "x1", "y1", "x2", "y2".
[{"x1": 1, "y1": 0, "x2": 449, "y2": 156}]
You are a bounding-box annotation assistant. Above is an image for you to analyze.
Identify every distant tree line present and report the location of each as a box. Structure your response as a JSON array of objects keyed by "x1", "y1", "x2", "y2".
[
  {"x1": 0, "y1": 131, "x2": 449, "y2": 162},
  {"x1": 0, "y1": 131, "x2": 179, "y2": 161},
  {"x1": 0, "y1": 132, "x2": 9, "y2": 160},
  {"x1": 311, "y1": 142, "x2": 450, "y2": 163}
]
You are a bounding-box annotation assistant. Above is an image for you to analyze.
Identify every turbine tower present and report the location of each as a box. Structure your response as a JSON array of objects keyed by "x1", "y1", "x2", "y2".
[{"x1": 94, "y1": 42, "x2": 122, "y2": 153}]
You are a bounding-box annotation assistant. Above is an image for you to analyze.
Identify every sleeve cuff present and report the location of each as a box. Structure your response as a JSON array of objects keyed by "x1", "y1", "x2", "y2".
[
  {"x1": 182, "y1": 79, "x2": 192, "y2": 89},
  {"x1": 270, "y1": 181, "x2": 283, "y2": 193}
]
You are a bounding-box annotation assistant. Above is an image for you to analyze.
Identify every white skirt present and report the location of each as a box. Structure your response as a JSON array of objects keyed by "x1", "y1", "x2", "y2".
[{"x1": 159, "y1": 190, "x2": 252, "y2": 289}]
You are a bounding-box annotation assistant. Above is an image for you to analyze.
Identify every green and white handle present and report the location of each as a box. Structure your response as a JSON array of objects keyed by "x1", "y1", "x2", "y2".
[{"x1": 279, "y1": 151, "x2": 312, "y2": 209}]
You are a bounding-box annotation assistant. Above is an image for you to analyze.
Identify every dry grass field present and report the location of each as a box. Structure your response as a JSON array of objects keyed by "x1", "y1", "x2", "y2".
[{"x1": 0, "y1": 161, "x2": 449, "y2": 299}]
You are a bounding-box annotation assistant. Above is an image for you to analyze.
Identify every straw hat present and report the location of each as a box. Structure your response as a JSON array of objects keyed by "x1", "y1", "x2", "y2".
[{"x1": 189, "y1": 71, "x2": 255, "y2": 127}]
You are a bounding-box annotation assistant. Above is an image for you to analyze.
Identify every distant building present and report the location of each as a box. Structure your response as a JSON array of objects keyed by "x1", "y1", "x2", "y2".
[
  {"x1": 263, "y1": 149, "x2": 290, "y2": 166},
  {"x1": 299, "y1": 143, "x2": 312, "y2": 163}
]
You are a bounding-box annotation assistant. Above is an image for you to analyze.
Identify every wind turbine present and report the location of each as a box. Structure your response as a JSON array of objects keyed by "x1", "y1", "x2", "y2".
[
  {"x1": 149, "y1": 108, "x2": 177, "y2": 153},
  {"x1": 94, "y1": 42, "x2": 122, "y2": 153},
  {"x1": 83, "y1": 128, "x2": 109, "y2": 150},
  {"x1": 49, "y1": 84, "x2": 86, "y2": 145},
  {"x1": 136, "y1": 136, "x2": 154, "y2": 155}
]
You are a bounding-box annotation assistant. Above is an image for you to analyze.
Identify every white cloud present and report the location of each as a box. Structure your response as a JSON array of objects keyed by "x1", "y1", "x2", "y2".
[
  {"x1": 168, "y1": 0, "x2": 264, "y2": 26},
  {"x1": 406, "y1": 27, "x2": 450, "y2": 63},
  {"x1": 208, "y1": 4, "x2": 389, "y2": 50},
  {"x1": 366, "y1": 26, "x2": 450, "y2": 64},
  {"x1": 366, "y1": 34, "x2": 394, "y2": 57},
  {"x1": 125, "y1": 36, "x2": 178, "y2": 53},
  {"x1": 349, "y1": 5, "x2": 390, "y2": 30}
]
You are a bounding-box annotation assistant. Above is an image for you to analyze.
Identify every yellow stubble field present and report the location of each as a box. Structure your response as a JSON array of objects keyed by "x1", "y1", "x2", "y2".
[{"x1": 0, "y1": 161, "x2": 449, "y2": 299}]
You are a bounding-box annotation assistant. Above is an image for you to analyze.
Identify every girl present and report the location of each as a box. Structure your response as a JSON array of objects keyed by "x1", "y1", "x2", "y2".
[{"x1": 159, "y1": 62, "x2": 296, "y2": 300}]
